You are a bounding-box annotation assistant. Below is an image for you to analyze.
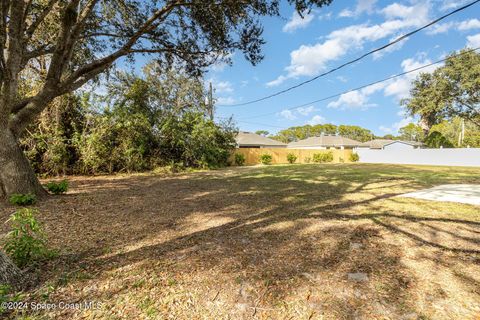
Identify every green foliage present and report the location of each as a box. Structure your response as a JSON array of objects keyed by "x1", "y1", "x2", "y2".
[
  {"x1": 337, "y1": 125, "x2": 373, "y2": 142},
  {"x1": 234, "y1": 153, "x2": 246, "y2": 166},
  {"x1": 77, "y1": 112, "x2": 155, "y2": 173},
  {"x1": 463, "y1": 131, "x2": 480, "y2": 148},
  {"x1": 21, "y1": 94, "x2": 85, "y2": 176},
  {"x1": 271, "y1": 124, "x2": 373, "y2": 143},
  {"x1": 304, "y1": 156, "x2": 311, "y2": 163},
  {"x1": 158, "y1": 112, "x2": 236, "y2": 169},
  {"x1": 45, "y1": 180, "x2": 69, "y2": 195},
  {"x1": 4, "y1": 209, "x2": 53, "y2": 268},
  {"x1": 424, "y1": 131, "x2": 454, "y2": 148},
  {"x1": 379, "y1": 134, "x2": 398, "y2": 140},
  {"x1": 21, "y1": 65, "x2": 237, "y2": 175},
  {"x1": 255, "y1": 130, "x2": 269, "y2": 137},
  {"x1": 259, "y1": 154, "x2": 273, "y2": 165},
  {"x1": 286, "y1": 153, "x2": 297, "y2": 164},
  {"x1": 349, "y1": 152, "x2": 360, "y2": 162},
  {"x1": 0, "y1": 285, "x2": 24, "y2": 314},
  {"x1": 312, "y1": 151, "x2": 334, "y2": 163},
  {"x1": 430, "y1": 118, "x2": 480, "y2": 148},
  {"x1": 9, "y1": 194, "x2": 37, "y2": 206},
  {"x1": 0, "y1": 285, "x2": 10, "y2": 314},
  {"x1": 398, "y1": 123, "x2": 424, "y2": 142},
  {"x1": 402, "y1": 49, "x2": 480, "y2": 130}
]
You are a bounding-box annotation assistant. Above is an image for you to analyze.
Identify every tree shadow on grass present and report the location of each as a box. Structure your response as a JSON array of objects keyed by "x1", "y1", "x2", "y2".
[{"x1": 3, "y1": 164, "x2": 480, "y2": 319}]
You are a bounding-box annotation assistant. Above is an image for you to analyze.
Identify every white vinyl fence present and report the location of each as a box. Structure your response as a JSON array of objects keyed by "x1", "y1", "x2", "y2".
[{"x1": 355, "y1": 148, "x2": 480, "y2": 167}]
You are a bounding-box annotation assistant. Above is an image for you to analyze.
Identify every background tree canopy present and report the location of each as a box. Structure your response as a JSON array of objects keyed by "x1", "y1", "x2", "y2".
[
  {"x1": 21, "y1": 63, "x2": 237, "y2": 174},
  {"x1": 402, "y1": 49, "x2": 480, "y2": 133},
  {"x1": 270, "y1": 124, "x2": 374, "y2": 143}
]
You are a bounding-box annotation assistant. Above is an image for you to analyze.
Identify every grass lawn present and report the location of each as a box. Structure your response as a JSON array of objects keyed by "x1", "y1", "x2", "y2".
[{"x1": 1, "y1": 163, "x2": 480, "y2": 319}]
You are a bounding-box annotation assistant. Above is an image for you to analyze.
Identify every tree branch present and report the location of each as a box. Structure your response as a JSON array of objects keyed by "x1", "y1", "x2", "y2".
[
  {"x1": 1, "y1": 1, "x2": 27, "y2": 115},
  {"x1": 9, "y1": 0, "x2": 187, "y2": 135},
  {"x1": 61, "y1": 1, "x2": 184, "y2": 87},
  {"x1": 24, "y1": 0, "x2": 59, "y2": 39}
]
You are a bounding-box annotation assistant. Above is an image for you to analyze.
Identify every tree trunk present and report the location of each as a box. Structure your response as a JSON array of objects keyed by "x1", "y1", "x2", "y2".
[
  {"x1": 0, "y1": 251, "x2": 26, "y2": 290},
  {"x1": 0, "y1": 128, "x2": 47, "y2": 199}
]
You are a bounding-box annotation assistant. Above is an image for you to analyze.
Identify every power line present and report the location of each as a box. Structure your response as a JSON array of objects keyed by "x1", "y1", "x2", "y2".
[
  {"x1": 236, "y1": 47, "x2": 480, "y2": 120},
  {"x1": 217, "y1": 0, "x2": 480, "y2": 107}
]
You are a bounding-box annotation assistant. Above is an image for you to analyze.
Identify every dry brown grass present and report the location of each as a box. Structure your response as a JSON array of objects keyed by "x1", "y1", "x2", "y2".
[{"x1": 1, "y1": 163, "x2": 480, "y2": 319}]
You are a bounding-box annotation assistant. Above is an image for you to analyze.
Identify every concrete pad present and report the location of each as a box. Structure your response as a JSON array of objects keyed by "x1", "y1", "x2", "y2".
[
  {"x1": 348, "y1": 272, "x2": 369, "y2": 282},
  {"x1": 399, "y1": 184, "x2": 480, "y2": 206}
]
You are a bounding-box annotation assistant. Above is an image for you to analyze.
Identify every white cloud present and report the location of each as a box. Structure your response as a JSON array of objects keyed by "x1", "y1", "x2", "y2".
[
  {"x1": 426, "y1": 21, "x2": 456, "y2": 35},
  {"x1": 266, "y1": 75, "x2": 288, "y2": 87},
  {"x1": 327, "y1": 82, "x2": 385, "y2": 109},
  {"x1": 214, "y1": 80, "x2": 233, "y2": 93},
  {"x1": 268, "y1": 2, "x2": 431, "y2": 86},
  {"x1": 318, "y1": 12, "x2": 332, "y2": 20},
  {"x1": 328, "y1": 91, "x2": 365, "y2": 109},
  {"x1": 283, "y1": 11, "x2": 315, "y2": 33},
  {"x1": 467, "y1": 33, "x2": 480, "y2": 48},
  {"x1": 297, "y1": 105, "x2": 316, "y2": 116},
  {"x1": 207, "y1": 78, "x2": 237, "y2": 105},
  {"x1": 216, "y1": 96, "x2": 236, "y2": 105},
  {"x1": 383, "y1": 56, "x2": 438, "y2": 101},
  {"x1": 308, "y1": 115, "x2": 326, "y2": 125},
  {"x1": 381, "y1": 3, "x2": 415, "y2": 20},
  {"x1": 458, "y1": 19, "x2": 480, "y2": 31},
  {"x1": 339, "y1": 9, "x2": 354, "y2": 18},
  {"x1": 426, "y1": 19, "x2": 480, "y2": 35},
  {"x1": 279, "y1": 109, "x2": 297, "y2": 120},
  {"x1": 356, "y1": 0, "x2": 377, "y2": 14},
  {"x1": 383, "y1": 78, "x2": 411, "y2": 101},
  {"x1": 339, "y1": 0, "x2": 377, "y2": 18},
  {"x1": 327, "y1": 54, "x2": 441, "y2": 107},
  {"x1": 373, "y1": 36, "x2": 408, "y2": 59},
  {"x1": 440, "y1": 0, "x2": 470, "y2": 11},
  {"x1": 278, "y1": 105, "x2": 316, "y2": 120},
  {"x1": 285, "y1": 38, "x2": 347, "y2": 78},
  {"x1": 379, "y1": 117, "x2": 413, "y2": 134}
]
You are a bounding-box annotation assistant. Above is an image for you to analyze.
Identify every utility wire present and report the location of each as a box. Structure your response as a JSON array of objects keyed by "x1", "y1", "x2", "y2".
[
  {"x1": 235, "y1": 47, "x2": 480, "y2": 120},
  {"x1": 217, "y1": 0, "x2": 480, "y2": 107}
]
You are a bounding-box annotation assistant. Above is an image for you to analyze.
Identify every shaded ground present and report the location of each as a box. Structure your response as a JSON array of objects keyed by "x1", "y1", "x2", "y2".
[{"x1": 1, "y1": 163, "x2": 480, "y2": 319}]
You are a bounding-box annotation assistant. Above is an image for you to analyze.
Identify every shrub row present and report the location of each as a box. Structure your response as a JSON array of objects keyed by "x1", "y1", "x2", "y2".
[{"x1": 233, "y1": 151, "x2": 360, "y2": 165}]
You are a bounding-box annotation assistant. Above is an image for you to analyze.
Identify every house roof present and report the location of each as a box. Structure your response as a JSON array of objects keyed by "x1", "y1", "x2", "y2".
[
  {"x1": 287, "y1": 135, "x2": 361, "y2": 148},
  {"x1": 358, "y1": 139, "x2": 423, "y2": 149},
  {"x1": 235, "y1": 132, "x2": 286, "y2": 147}
]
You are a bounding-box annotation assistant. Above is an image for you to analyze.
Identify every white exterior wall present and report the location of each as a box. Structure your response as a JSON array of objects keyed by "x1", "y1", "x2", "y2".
[
  {"x1": 383, "y1": 142, "x2": 415, "y2": 150},
  {"x1": 356, "y1": 148, "x2": 480, "y2": 167}
]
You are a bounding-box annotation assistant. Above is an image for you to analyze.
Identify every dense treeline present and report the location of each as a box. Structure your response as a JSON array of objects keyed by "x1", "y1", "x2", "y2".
[
  {"x1": 20, "y1": 64, "x2": 236, "y2": 176},
  {"x1": 377, "y1": 120, "x2": 480, "y2": 148},
  {"x1": 265, "y1": 120, "x2": 479, "y2": 148},
  {"x1": 271, "y1": 124, "x2": 374, "y2": 143}
]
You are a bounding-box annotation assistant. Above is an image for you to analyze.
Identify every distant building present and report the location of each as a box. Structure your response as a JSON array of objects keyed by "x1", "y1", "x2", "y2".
[
  {"x1": 287, "y1": 135, "x2": 361, "y2": 149},
  {"x1": 235, "y1": 131, "x2": 287, "y2": 148},
  {"x1": 357, "y1": 139, "x2": 423, "y2": 150}
]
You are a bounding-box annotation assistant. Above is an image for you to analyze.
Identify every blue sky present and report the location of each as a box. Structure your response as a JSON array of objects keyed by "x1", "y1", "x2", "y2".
[{"x1": 205, "y1": 0, "x2": 480, "y2": 136}]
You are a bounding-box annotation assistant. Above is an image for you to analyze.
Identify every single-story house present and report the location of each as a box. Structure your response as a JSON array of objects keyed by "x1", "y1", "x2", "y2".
[
  {"x1": 287, "y1": 135, "x2": 361, "y2": 149},
  {"x1": 357, "y1": 139, "x2": 423, "y2": 150},
  {"x1": 235, "y1": 131, "x2": 287, "y2": 148}
]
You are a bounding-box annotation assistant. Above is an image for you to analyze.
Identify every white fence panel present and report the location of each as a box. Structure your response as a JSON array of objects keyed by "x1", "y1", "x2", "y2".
[{"x1": 355, "y1": 148, "x2": 480, "y2": 167}]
